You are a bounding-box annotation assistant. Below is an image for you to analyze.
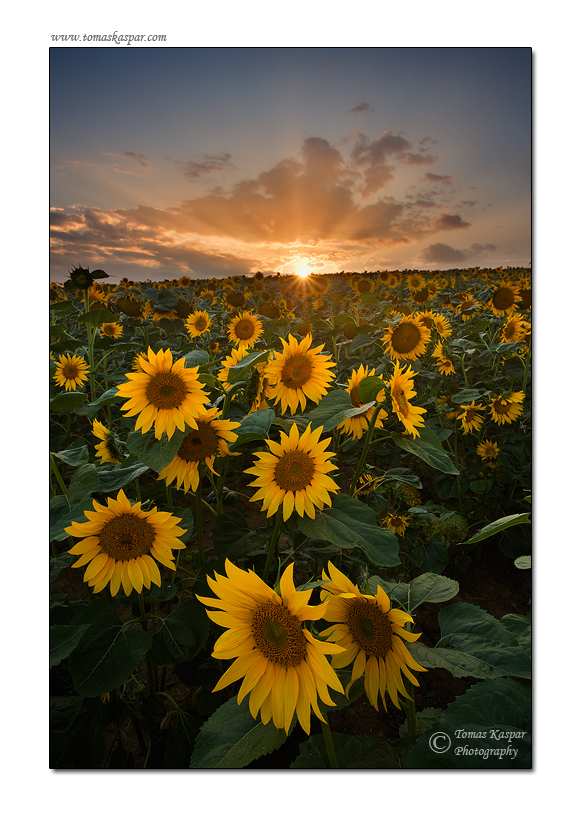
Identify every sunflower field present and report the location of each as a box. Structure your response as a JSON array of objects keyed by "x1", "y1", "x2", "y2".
[{"x1": 49, "y1": 265, "x2": 532, "y2": 769}]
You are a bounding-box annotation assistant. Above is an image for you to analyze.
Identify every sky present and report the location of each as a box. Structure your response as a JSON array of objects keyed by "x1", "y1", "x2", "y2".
[{"x1": 50, "y1": 47, "x2": 531, "y2": 281}]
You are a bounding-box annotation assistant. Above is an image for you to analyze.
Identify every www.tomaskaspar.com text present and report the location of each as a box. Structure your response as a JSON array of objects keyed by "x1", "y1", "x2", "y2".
[{"x1": 51, "y1": 33, "x2": 167, "y2": 45}]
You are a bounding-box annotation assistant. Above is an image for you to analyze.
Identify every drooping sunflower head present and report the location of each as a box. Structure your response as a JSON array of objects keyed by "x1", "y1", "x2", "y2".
[
  {"x1": 92, "y1": 419, "x2": 122, "y2": 464},
  {"x1": 264, "y1": 334, "x2": 336, "y2": 415},
  {"x1": 382, "y1": 316, "x2": 430, "y2": 361},
  {"x1": 245, "y1": 423, "x2": 340, "y2": 521},
  {"x1": 227, "y1": 311, "x2": 264, "y2": 349},
  {"x1": 387, "y1": 361, "x2": 427, "y2": 438},
  {"x1": 116, "y1": 347, "x2": 209, "y2": 439},
  {"x1": 53, "y1": 353, "x2": 90, "y2": 392},
  {"x1": 185, "y1": 310, "x2": 212, "y2": 338},
  {"x1": 489, "y1": 391, "x2": 526, "y2": 425},
  {"x1": 501, "y1": 315, "x2": 527, "y2": 343},
  {"x1": 319, "y1": 562, "x2": 426, "y2": 710},
  {"x1": 65, "y1": 489, "x2": 187, "y2": 596}
]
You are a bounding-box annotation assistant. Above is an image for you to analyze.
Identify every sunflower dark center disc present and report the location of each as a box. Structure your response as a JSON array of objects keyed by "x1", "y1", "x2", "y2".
[
  {"x1": 349, "y1": 384, "x2": 362, "y2": 408},
  {"x1": 391, "y1": 323, "x2": 421, "y2": 354},
  {"x1": 346, "y1": 599, "x2": 393, "y2": 657},
  {"x1": 413, "y1": 288, "x2": 429, "y2": 302},
  {"x1": 274, "y1": 449, "x2": 315, "y2": 491},
  {"x1": 251, "y1": 602, "x2": 307, "y2": 667},
  {"x1": 492, "y1": 287, "x2": 515, "y2": 310},
  {"x1": 177, "y1": 423, "x2": 219, "y2": 462},
  {"x1": 195, "y1": 317, "x2": 207, "y2": 329},
  {"x1": 357, "y1": 280, "x2": 372, "y2": 292},
  {"x1": 99, "y1": 512, "x2": 155, "y2": 560},
  {"x1": 392, "y1": 386, "x2": 409, "y2": 416},
  {"x1": 235, "y1": 320, "x2": 254, "y2": 340},
  {"x1": 493, "y1": 399, "x2": 512, "y2": 416},
  {"x1": 63, "y1": 365, "x2": 79, "y2": 379},
  {"x1": 145, "y1": 372, "x2": 188, "y2": 409},
  {"x1": 281, "y1": 354, "x2": 313, "y2": 389}
]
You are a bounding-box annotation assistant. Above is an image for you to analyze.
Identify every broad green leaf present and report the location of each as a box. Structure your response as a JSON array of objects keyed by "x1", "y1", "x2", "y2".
[
  {"x1": 183, "y1": 349, "x2": 209, "y2": 368},
  {"x1": 126, "y1": 427, "x2": 190, "y2": 472},
  {"x1": 451, "y1": 389, "x2": 484, "y2": 404},
  {"x1": 297, "y1": 494, "x2": 400, "y2": 568},
  {"x1": 78, "y1": 308, "x2": 118, "y2": 326},
  {"x1": 227, "y1": 349, "x2": 271, "y2": 381},
  {"x1": 213, "y1": 511, "x2": 267, "y2": 561},
  {"x1": 50, "y1": 552, "x2": 75, "y2": 582},
  {"x1": 67, "y1": 463, "x2": 100, "y2": 504},
  {"x1": 291, "y1": 732, "x2": 399, "y2": 769},
  {"x1": 469, "y1": 479, "x2": 493, "y2": 494},
  {"x1": 357, "y1": 375, "x2": 386, "y2": 403},
  {"x1": 50, "y1": 494, "x2": 95, "y2": 542},
  {"x1": 407, "y1": 536, "x2": 448, "y2": 574},
  {"x1": 150, "y1": 599, "x2": 210, "y2": 665},
  {"x1": 233, "y1": 408, "x2": 275, "y2": 446},
  {"x1": 405, "y1": 678, "x2": 531, "y2": 768},
  {"x1": 383, "y1": 468, "x2": 422, "y2": 488},
  {"x1": 84, "y1": 387, "x2": 121, "y2": 408},
  {"x1": 50, "y1": 392, "x2": 87, "y2": 413},
  {"x1": 348, "y1": 334, "x2": 373, "y2": 353},
  {"x1": 52, "y1": 445, "x2": 89, "y2": 467},
  {"x1": 190, "y1": 696, "x2": 289, "y2": 768},
  {"x1": 69, "y1": 623, "x2": 152, "y2": 697},
  {"x1": 49, "y1": 696, "x2": 84, "y2": 734},
  {"x1": 514, "y1": 555, "x2": 531, "y2": 570},
  {"x1": 97, "y1": 462, "x2": 150, "y2": 493},
  {"x1": 392, "y1": 427, "x2": 459, "y2": 475},
  {"x1": 462, "y1": 513, "x2": 531, "y2": 545},
  {"x1": 307, "y1": 389, "x2": 375, "y2": 434},
  {"x1": 164, "y1": 709, "x2": 201, "y2": 768},
  {"x1": 50, "y1": 624, "x2": 90, "y2": 667},
  {"x1": 407, "y1": 573, "x2": 459, "y2": 611}
]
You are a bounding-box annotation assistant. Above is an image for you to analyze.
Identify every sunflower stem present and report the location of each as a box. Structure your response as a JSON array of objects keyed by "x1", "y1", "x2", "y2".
[
  {"x1": 263, "y1": 507, "x2": 284, "y2": 581},
  {"x1": 195, "y1": 482, "x2": 206, "y2": 571},
  {"x1": 521, "y1": 344, "x2": 531, "y2": 393},
  {"x1": 84, "y1": 291, "x2": 97, "y2": 402},
  {"x1": 319, "y1": 715, "x2": 339, "y2": 768},
  {"x1": 460, "y1": 354, "x2": 469, "y2": 388},
  {"x1": 348, "y1": 403, "x2": 383, "y2": 496},
  {"x1": 50, "y1": 453, "x2": 69, "y2": 495}
]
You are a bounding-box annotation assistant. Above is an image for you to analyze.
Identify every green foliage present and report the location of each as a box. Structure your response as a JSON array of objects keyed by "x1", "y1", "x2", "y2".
[
  {"x1": 462, "y1": 512, "x2": 531, "y2": 544},
  {"x1": 307, "y1": 389, "x2": 375, "y2": 433},
  {"x1": 392, "y1": 426, "x2": 459, "y2": 475},
  {"x1": 291, "y1": 732, "x2": 400, "y2": 768},
  {"x1": 126, "y1": 427, "x2": 190, "y2": 472}
]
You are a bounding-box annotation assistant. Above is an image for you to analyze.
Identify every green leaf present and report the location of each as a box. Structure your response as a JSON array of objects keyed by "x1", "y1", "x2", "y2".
[
  {"x1": 407, "y1": 573, "x2": 459, "y2": 611},
  {"x1": 50, "y1": 495, "x2": 95, "y2": 542},
  {"x1": 84, "y1": 386, "x2": 121, "y2": 408},
  {"x1": 183, "y1": 349, "x2": 209, "y2": 368},
  {"x1": 50, "y1": 624, "x2": 90, "y2": 667},
  {"x1": 78, "y1": 308, "x2": 118, "y2": 326},
  {"x1": 69, "y1": 622, "x2": 152, "y2": 698},
  {"x1": 462, "y1": 513, "x2": 531, "y2": 545},
  {"x1": 126, "y1": 427, "x2": 190, "y2": 472},
  {"x1": 307, "y1": 389, "x2": 375, "y2": 434},
  {"x1": 67, "y1": 463, "x2": 100, "y2": 504},
  {"x1": 190, "y1": 696, "x2": 289, "y2": 768},
  {"x1": 227, "y1": 349, "x2": 271, "y2": 381},
  {"x1": 383, "y1": 468, "x2": 422, "y2": 488},
  {"x1": 50, "y1": 552, "x2": 75, "y2": 582},
  {"x1": 52, "y1": 444, "x2": 89, "y2": 467},
  {"x1": 165, "y1": 709, "x2": 201, "y2": 768},
  {"x1": 213, "y1": 511, "x2": 267, "y2": 561},
  {"x1": 408, "y1": 536, "x2": 448, "y2": 574},
  {"x1": 150, "y1": 599, "x2": 210, "y2": 665},
  {"x1": 50, "y1": 392, "x2": 87, "y2": 413},
  {"x1": 297, "y1": 494, "x2": 400, "y2": 568},
  {"x1": 469, "y1": 479, "x2": 493, "y2": 494},
  {"x1": 514, "y1": 555, "x2": 531, "y2": 570},
  {"x1": 348, "y1": 334, "x2": 373, "y2": 353},
  {"x1": 451, "y1": 389, "x2": 484, "y2": 404},
  {"x1": 233, "y1": 408, "x2": 275, "y2": 445},
  {"x1": 405, "y1": 678, "x2": 531, "y2": 768},
  {"x1": 357, "y1": 374, "x2": 386, "y2": 403},
  {"x1": 97, "y1": 462, "x2": 150, "y2": 493},
  {"x1": 392, "y1": 426, "x2": 459, "y2": 475},
  {"x1": 49, "y1": 696, "x2": 84, "y2": 734},
  {"x1": 410, "y1": 603, "x2": 531, "y2": 680},
  {"x1": 291, "y1": 732, "x2": 399, "y2": 769}
]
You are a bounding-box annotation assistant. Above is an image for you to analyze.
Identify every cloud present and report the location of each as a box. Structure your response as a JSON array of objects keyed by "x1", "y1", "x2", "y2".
[
  {"x1": 175, "y1": 153, "x2": 235, "y2": 181},
  {"x1": 122, "y1": 152, "x2": 149, "y2": 168},
  {"x1": 348, "y1": 102, "x2": 375, "y2": 115},
  {"x1": 420, "y1": 243, "x2": 466, "y2": 263},
  {"x1": 430, "y1": 213, "x2": 471, "y2": 231},
  {"x1": 422, "y1": 173, "x2": 453, "y2": 185}
]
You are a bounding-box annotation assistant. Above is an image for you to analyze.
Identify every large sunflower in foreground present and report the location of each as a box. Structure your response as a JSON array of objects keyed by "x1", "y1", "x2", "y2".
[
  {"x1": 227, "y1": 311, "x2": 263, "y2": 349},
  {"x1": 53, "y1": 353, "x2": 90, "y2": 392},
  {"x1": 489, "y1": 391, "x2": 526, "y2": 425},
  {"x1": 65, "y1": 489, "x2": 187, "y2": 595},
  {"x1": 92, "y1": 419, "x2": 121, "y2": 464},
  {"x1": 387, "y1": 361, "x2": 426, "y2": 438},
  {"x1": 319, "y1": 562, "x2": 426, "y2": 710},
  {"x1": 382, "y1": 316, "x2": 430, "y2": 361},
  {"x1": 116, "y1": 347, "x2": 209, "y2": 439},
  {"x1": 264, "y1": 334, "x2": 335, "y2": 415},
  {"x1": 196, "y1": 559, "x2": 345, "y2": 734},
  {"x1": 245, "y1": 423, "x2": 340, "y2": 521},
  {"x1": 157, "y1": 407, "x2": 240, "y2": 493},
  {"x1": 337, "y1": 365, "x2": 388, "y2": 440}
]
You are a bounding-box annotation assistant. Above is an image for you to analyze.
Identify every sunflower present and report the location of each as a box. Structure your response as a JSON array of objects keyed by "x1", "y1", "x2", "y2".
[
  {"x1": 100, "y1": 321, "x2": 123, "y2": 338},
  {"x1": 489, "y1": 391, "x2": 526, "y2": 425},
  {"x1": 381, "y1": 513, "x2": 410, "y2": 537},
  {"x1": 455, "y1": 294, "x2": 480, "y2": 321},
  {"x1": 432, "y1": 341, "x2": 456, "y2": 375},
  {"x1": 501, "y1": 315, "x2": 527, "y2": 344},
  {"x1": 92, "y1": 419, "x2": 122, "y2": 464},
  {"x1": 490, "y1": 282, "x2": 521, "y2": 316},
  {"x1": 217, "y1": 345, "x2": 253, "y2": 391},
  {"x1": 385, "y1": 273, "x2": 401, "y2": 288},
  {"x1": 355, "y1": 473, "x2": 382, "y2": 497},
  {"x1": 224, "y1": 290, "x2": 246, "y2": 310},
  {"x1": 382, "y1": 316, "x2": 430, "y2": 361},
  {"x1": 157, "y1": 407, "x2": 240, "y2": 493},
  {"x1": 116, "y1": 347, "x2": 209, "y2": 439},
  {"x1": 476, "y1": 439, "x2": 500, "y2": 460},
  {"x1": 407, "y1": 272, "x2": 425, "y2": 292},
  {"x1": 196, "y1": 560, "x2": 345, "y2": 735},
  {"x1": 411, "y1": 288, "x2": 431, "y2": 305},
  {"x1": 432, "y1": 313, "x2": 452, "y2": 338},
  {"x1": 319, "y1": 563, "x2": 426, "y2": 710},
  {"x1": 53, "y1": 353, "x2": 90, "y2": 391},
  {"x1": 337, "y1": 365, "x2": 388, "y2": 440},
  {"x1": 264, "y1": 334, "x2": 335, "y2": 415},
  {"x1": 65, "y1": 489, "x2": 187, "y2": 596},
  {"x1": 457, "y1": 401, "x2": 486, "y2": 435},
  {"x1": 350, "y1": 276, "x2": 376, "y2": 295},
  {"x1": 185, "y1": 310, "x2": 212, "y2": 338},
  {"x1": 243, "y1": 359, "x2": 272, "y2": 414},
  {"x1": 387, "y1": 362, "x2": 426, "y2": 438},
  {"x1": 227, "y1": 311, "x2": 263, "y2": 349},
  {"x1": 245, "y1": 423, "x2": 340, "y2": 522},
  {"x1": 414, "y1": 311, "x2": 436, "y2": 331},
  {"x1": 132, "y1": 352, "x2": 149, "y2": 372}
]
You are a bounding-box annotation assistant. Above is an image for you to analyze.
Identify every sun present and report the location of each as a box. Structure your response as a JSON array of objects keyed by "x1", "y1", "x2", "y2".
[{"x1": 296, "y1": 264, "x2": 311, "y2": 279}]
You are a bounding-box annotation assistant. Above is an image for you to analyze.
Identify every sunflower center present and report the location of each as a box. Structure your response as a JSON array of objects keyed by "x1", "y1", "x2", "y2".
[
  {"x1": 464, "y1": 407, "x2": 477, "y2": 422},
  {"x1": 492, "y1": 287, "x2": 515, "y2": 310},
  {"x1": 392, "y1": 386, "x2": 409, "y2": 417},
  {"x1": 102, "y1": 324, "x2": 115, "y2": 336},
  {"x1": 99, "y1": 512, "x2": 155, "y2": 560},
  {"x1": 145, "y1": 372, "x2": 188, "y2": 409},
  {"x1": 195, "y1": 317, "x2": 207, "y2": 330},
  {"x1": 357, "y1": 279, "x2": 372, "y2": 293},
  {"x1": 280, "y1": 354, "x2": 313, "y2": 389},
  {"x1": 347, "y1": 599, "x2": 393, "y2": 657},
  {"x1": 251, "y1": 602, "x2": 307, "y2": 667},
  {"x1": 349, "y1": 384, "x2": 362, "y2": 408},
  {"x1": 274, "y1": 449, "x2": 315, "y2": 491},
  {"x1": 177, "y1": 422, "x2": 219, "y2": 462},
  {"x1": 493, "y1": 399, "x2": 512, "y2": 416},
  {"x1": 63, "y1": 364, "x2": 79, "y2": 379},
  {"x1": 235, "y1": 319, "x2": 255, "y2": 340},
  {"x1": 391, "y1": 323, "x2": 421, "y2": 354},
  {"x1": 413, "y1": 288, "x2": 430, "y2": 302}
]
